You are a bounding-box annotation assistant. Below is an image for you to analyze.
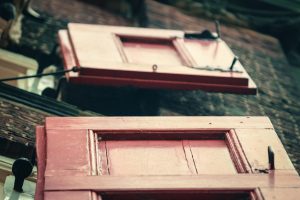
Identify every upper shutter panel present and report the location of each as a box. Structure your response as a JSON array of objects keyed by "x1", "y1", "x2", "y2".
[{"x1": 59, "y1": 23, "x2": 257, "y2": 94}]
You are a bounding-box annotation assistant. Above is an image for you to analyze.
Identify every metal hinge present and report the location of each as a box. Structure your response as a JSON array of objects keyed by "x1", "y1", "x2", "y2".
[{"x1": 184, "y1": 20, "x2": 221, "y2": 40}]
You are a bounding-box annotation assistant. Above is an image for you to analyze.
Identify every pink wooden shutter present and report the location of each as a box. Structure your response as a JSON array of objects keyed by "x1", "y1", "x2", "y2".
[
  {"x1": 59, "y1": 24, "x2": 257, "y2": 94},
  {"x1": 35, "y1": 117, "x2": 300, "y2": 200}
]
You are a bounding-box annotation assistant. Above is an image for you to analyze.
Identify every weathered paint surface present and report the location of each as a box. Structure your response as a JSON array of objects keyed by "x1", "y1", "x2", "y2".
[{"x1": 36, "y1": 117, "x2": 300, "y2": 200}]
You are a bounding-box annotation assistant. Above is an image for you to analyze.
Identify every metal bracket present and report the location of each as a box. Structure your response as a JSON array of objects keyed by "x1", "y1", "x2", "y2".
[
  {"x1": 229, "y1": 56, "x2": 239, "y2": 71},
  {"x1": 254, "y1": 146, "x2": 276, "y2": 174}
]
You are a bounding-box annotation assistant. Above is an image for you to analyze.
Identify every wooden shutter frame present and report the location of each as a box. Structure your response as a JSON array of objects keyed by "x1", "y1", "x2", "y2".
[
  {"x1": 35, "y1": 117, "x2": 299, "y2": 200},
  {"x1": 58, "y1": 24, "x2": 257, "y2": 94}
]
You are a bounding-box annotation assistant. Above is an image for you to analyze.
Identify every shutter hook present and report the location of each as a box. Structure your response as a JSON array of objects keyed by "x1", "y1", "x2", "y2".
[
  {"x1": 268, "y1": 146, "x2": 275, "y2": 170},
  {"x1": 229, "y1": 56, "x2": 239, "y2": 71},
  {"x1": 152, "y1": 64, "x2": 158, "y2": 72},
  {"x1": 12, "y1": 158, "x2": 33, "y2": 192}
]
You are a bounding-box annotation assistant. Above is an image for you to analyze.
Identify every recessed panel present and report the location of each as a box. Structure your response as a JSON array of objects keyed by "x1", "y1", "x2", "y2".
[
  {"x1": 121, "y1": 37, "x2": 184, "y2": 66},
  {"x1": 98, "y1": 139, "x2": 237, "y2": 175}
]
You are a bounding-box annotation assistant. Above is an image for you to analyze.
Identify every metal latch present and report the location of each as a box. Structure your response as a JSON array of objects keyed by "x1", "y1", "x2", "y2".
[{"x1": 254, "y1": 146, "x2": 275, "y2": 174}]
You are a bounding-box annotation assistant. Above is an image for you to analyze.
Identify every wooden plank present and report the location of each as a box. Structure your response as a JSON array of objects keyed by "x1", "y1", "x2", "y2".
[
  {"x1": 45, "y1": 129, "x2": 93, "y2": 176},
  {"x1": 77, "y1": 68, "x2": 249, "y2": 86},
  {"x1": 45, "y1": 116, "x2": 273, "y2": 130},
  {"x1": 235, "y1": 129, "x2": 297, "y2": 174},
  {"x1": 68, "y1": 75, "x2": 256, "y2": 94},
  {"x1": 44, "y1": 175, "x2": 300, "y2": 191}
]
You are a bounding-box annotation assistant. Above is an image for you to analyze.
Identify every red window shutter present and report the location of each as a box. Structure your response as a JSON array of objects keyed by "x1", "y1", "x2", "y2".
[
  {"x1": 59, "y1": 24, "x2": 257, "y2": 94},
  {"x1": 35, "y1": 117, "x2": 300, "y2": 200}
]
